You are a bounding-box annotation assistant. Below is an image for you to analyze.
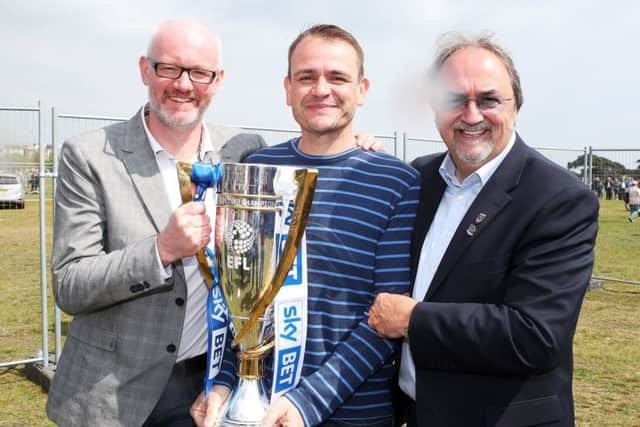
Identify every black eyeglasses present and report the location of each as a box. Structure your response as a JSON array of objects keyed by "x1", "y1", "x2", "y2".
[
  {"x1": 149, "y1": 58, "x2": 218, "y2": 84},
  {"x1": 441, "y1": 93, "x2": 513, "y2": 113}
]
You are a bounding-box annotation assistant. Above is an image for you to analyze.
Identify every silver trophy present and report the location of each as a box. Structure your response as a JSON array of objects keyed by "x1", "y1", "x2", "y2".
[{"x1": 177, "y1": 162, "x2": 317, "y2": 426}]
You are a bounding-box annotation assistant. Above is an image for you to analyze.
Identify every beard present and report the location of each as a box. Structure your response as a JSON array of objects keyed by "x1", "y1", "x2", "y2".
[
  {"x1": 300, "y1": 113, "x2": 352, "y2": 136},
  {"x1": 454, "y1": 137, "x2": 495, "y2": 166},
  {"x1": 452, "y1": 121, "x2": 495, "y2": 166},
  {"x1": 148, "y1": 88, "x2": 208, "y2": 130}
]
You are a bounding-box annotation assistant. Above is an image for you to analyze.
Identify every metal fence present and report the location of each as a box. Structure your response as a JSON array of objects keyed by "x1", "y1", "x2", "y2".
[
  {"x1": 0, "y1": 103, "x2": 51, "y2": 371},
  {"x1": 0, "y1": 105, "x2": 638, "y2": 373},
  {"x1": 587, "y1": 148, "x2": 640, "y2": 197}
]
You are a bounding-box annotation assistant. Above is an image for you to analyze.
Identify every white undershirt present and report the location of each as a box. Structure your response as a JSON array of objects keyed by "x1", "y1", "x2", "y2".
[
  {"x1": 398, "y1": 132, "x2": 516, "y2": 399},
  {"x1": 141, "y1": 106, "x2": 215, "y2": 362}
]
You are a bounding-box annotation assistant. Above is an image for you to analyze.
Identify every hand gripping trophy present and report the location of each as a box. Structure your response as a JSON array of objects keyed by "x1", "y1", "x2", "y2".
[{"x1": 177, "y1": 161, "x2": 317, "y2": 426}]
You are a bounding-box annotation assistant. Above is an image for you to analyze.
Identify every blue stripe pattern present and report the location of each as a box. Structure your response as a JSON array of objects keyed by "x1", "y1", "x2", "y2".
[{"x1": 241, "y1": 138, "x2": 420, "y2": 425}]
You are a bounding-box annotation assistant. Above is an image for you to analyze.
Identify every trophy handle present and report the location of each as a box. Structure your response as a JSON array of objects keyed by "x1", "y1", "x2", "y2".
[
  {"x1": 176, "y1": 161, "x2": 214, "y2": 287},
  {"x1": 231, "y1": 168, "x2": 318, "y2": 348}
]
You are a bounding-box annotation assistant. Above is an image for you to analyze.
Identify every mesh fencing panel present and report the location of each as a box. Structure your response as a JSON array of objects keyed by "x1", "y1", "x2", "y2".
[{"x1": 1, "y1": 108, "x2": 638, "y2": 370}]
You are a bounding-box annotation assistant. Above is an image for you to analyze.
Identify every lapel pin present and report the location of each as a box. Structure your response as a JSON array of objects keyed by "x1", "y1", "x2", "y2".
[
  {"x1": 475, "y1": 213, "x2": 487, "y2": 224},
  {"x1": 466, "y1": 224, "x2": 477, "y2": 236}
]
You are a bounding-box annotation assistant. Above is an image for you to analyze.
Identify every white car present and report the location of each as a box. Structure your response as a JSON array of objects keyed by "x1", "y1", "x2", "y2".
[{"x1": 0, "y1": 173, "x2": 25, "y2": 209}]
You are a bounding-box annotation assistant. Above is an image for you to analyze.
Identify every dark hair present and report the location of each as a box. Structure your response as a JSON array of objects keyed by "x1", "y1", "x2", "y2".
[
  {"x1": 287, "y1": 24, "x2": 364, "y2": 78},
  {"x1": 429, "y1": 32, "x2": 523, "y2": 111}
]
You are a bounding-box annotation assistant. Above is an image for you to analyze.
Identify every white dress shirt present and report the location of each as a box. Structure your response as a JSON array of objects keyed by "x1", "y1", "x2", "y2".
[
  {"x1": 141, "y1": 106, "x2": 216, "y2": 362},
  {"x1": 399, "y1": 132, "x2": 516, "y2": 399}
]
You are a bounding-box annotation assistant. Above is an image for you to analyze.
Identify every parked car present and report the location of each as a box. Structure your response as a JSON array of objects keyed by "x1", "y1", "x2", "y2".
[{"x1": 0, "y1": 173, "x2": 25, "y2": 209}]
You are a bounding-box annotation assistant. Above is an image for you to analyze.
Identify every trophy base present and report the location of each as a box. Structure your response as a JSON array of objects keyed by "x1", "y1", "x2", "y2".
[{"x1": 218, "y1": 376, "x2": 270, "y2": 427}]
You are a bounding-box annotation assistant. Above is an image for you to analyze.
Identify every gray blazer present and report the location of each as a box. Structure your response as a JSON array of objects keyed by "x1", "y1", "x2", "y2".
[{"x1": 46, "y1": 108, "x2": 266, "y2": 426}]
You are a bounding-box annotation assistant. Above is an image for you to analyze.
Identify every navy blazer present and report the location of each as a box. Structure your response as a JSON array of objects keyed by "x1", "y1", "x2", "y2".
[{"x1": 402, "y1": 135, "x2": 598, "y2": 426}]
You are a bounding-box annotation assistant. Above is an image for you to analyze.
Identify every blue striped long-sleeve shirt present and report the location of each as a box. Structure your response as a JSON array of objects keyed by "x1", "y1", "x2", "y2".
[{"x1": 243, "y1": 138, "x2": 421, "y2": 426}]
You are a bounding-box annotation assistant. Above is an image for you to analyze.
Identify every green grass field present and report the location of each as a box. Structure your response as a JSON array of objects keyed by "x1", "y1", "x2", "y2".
[{"x1": 0, "y1": 197, "x2": 638, "y2": 426}]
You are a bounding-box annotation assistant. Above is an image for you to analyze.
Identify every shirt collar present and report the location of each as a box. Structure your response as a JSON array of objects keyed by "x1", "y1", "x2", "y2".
[
  {"x1": 439, "y1": 131, "x2": 516, "y2": 188},
  {"x1": 140, "y1": 104, "x2": 212, "y2": 160}
]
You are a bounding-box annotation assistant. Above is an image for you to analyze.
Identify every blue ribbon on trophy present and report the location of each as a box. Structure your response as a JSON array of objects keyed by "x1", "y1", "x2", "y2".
[
  {"x1": 190, "y1": 163, "x2": 230, "y2": 396},
  {"x1": 271, "y1": 167, "x2": 308, "y2": 400}
]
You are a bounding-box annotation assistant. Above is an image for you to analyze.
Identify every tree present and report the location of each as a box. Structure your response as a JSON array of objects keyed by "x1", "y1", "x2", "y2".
[{"x1": 568, "y1": 154, "x2": 627, "y2": 179}]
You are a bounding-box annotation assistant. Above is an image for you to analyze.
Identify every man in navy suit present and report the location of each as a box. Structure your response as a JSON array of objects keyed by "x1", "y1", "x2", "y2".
[{"x1": 368, "y1": 33, "x2": 599, "y2": 426}]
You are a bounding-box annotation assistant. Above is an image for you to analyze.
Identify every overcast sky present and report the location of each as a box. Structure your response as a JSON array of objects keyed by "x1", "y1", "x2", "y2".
[{"x1": 2, "y1": 0, "x2": 637, "y2": 153}]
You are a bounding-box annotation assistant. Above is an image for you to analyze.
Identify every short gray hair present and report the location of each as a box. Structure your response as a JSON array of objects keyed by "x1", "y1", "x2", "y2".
[{"x1": 429, "y1": 32, "x2": 523, "y2": 111}]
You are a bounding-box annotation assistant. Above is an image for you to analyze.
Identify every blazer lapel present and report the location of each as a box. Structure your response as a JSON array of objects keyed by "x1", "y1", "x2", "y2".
[
  {"x1": 119, "y1": 110, "x2": 172, "y2": 232},
  {"x1": 410, "y1": 154, "x2": 447, "y2": 284},
  {"x1": 424, "y1": 135, "x2": 528, "y2": 300}
]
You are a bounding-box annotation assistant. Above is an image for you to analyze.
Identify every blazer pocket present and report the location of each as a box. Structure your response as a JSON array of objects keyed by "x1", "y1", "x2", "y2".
[
  {"x1": 68, "y1": 323, "x2": 117, "y2": 352},
  {"x1": 485, "y1": 395, "x2": 564, "y2": 427}
]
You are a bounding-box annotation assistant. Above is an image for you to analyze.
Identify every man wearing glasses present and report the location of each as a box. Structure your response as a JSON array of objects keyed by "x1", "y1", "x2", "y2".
[
  {"x1": 46, "y1": 18, "x2": 264, "y2": 426},
  {"x1": 368, "y1": 33, "x2": 599, "y2": 426}
]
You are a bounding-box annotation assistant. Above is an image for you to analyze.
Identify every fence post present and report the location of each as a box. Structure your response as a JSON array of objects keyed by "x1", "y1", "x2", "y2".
[
  {"x1": 588, "y1": 146, "x2": 594, "y2": 189},
  {"x1": 51, "y1": 107, "x2": 62, "y2": 364},
  {"x1": 582, "y1": 147, "x2": 588, "y2": 186},
  {"x1": 38, "y1": 100, "x2": 49, "y2": 367},
  {"x1": 402, "y1": 132, "x2": 408, "y2": 162},
  {"x1": 391, "y1": 130, "x2": 397, "y2": 158}
]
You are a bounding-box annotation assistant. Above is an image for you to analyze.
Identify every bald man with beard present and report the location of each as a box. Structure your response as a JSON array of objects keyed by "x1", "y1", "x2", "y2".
[{"x1": 47, "y1": 19, "x2": 266, "y2": 426}]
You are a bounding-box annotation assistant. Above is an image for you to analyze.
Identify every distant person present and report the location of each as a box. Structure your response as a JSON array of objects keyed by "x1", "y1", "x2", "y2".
[
  {"x1": 191, "y1": 24, "x2": 420, "y2": 427},
  {"x1": 629, "y1": 180, "x2": 640, "y2": 222},
  {"x1": 368, "y1": 33, "x2": 599, "y2": 426},
  {"x1": 594, "y1": 178, "x2": 603, "y2": 198},
  {"x1": 605, "y1": 177, "x2": 613, "y2": 200},
  {"x1": 622, "y1": 178, "x2": 631, "y2": 211},
  {"x1": 29, "y1": 169, "x2": 38, "y2": 193},
  {"x1": 617, "y1": 179, "x2": 627, "y2": 206}
]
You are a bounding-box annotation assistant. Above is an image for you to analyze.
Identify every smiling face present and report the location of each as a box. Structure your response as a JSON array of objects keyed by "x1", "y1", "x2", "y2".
[
  {"x1": 285, "y1": 35, "x2": 368, "y2": 139},
  {"x1": 139, "y1": 21, "x2": 223, "y2": 131},
  {"x1": 433, "y1": 46, "x2": 517, "y2": 179}
]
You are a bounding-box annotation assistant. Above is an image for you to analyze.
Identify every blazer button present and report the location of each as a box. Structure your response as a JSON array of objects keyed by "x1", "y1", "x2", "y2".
[
  {"x1": 166, "y1": 344, "x2": 176, "y2": 353},
  {"x1": 175, "y1": 298, "x2": 185, "y2": 306}
]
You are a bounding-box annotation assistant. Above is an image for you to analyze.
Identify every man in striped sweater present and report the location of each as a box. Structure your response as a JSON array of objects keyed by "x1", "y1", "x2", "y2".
[
  {"x1": 251, "y1": 25, "x2": 420, "y2": 427},
  {"x1": 193, "y1": 24, "x2": 420, "y2": 427}
]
